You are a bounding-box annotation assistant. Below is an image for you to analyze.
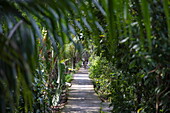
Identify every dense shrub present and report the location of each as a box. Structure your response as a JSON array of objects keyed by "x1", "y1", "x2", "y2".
[
  {"x1": 89, "y1": 55, "x2": 113, "y2": 98},
  {"x1": 89, "y1": 1, "x2": 170, "y2": 112}
]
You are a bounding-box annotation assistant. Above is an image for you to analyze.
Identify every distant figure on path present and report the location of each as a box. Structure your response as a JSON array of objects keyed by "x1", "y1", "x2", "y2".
[{"x1": 82, "y1": 51, "x2": 90, "y2": 69}]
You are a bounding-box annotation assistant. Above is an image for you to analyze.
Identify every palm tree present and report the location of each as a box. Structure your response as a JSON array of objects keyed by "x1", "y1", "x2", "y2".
[{"x1": 0, "y1": 0, "x2": 103, "y2": 112}]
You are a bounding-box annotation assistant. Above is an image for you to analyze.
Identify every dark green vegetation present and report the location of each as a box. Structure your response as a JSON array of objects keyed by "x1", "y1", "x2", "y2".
[
  {"x1": 0, "y1": 0, "x2": 170, "y2": 113},
  {"x1": 89, "y1": 0, "x2": 170, "y2": 113},
  {"x1": 0, "y1": 0, "x2": 83, "y2": 112}
]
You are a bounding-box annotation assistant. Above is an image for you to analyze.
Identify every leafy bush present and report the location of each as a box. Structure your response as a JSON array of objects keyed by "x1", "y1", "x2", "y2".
[
  {"x1": 75, "y1": 61, "x2": 83, "y2": 70},
  {"x1": 88, "y1": 1, "x2": 170, "y2": 113},
  {"x1": 89, "y1": 55, "x2": 137, "y2": 112},
  {"x1": 89, "y1": 55, "x2": 113, "y2": 98},
  {"x1": 65, "y1": 74, "x2": 73, "y2": 83}
]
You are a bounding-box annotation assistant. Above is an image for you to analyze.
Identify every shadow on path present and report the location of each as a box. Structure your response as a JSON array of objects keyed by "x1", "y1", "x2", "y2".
[{"x1": 62, "y1": 68, "x2": 101, "y2": 113}]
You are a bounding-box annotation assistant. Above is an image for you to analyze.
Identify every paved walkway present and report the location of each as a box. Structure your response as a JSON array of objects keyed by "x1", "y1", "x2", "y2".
[{"x1": 62, "y1": 68, "x2": 102, "y2": 113}]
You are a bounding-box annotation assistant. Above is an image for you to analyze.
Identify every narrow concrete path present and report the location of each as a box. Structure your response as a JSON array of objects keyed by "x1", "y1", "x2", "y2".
[{"x1": 62, "y1": 68, "x2": 101, "y2": 113}]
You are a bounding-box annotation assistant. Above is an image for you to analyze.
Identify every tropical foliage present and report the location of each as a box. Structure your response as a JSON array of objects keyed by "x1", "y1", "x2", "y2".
[
  {"x1": 89, "y1": 0, "x2": 170, "y2": 113},
  {"x1": 0, "y1": 0, "x2": 84, "y2": 112},
  {"x1": 0, "y1": 0, "x2": 170, "y2": 113}
]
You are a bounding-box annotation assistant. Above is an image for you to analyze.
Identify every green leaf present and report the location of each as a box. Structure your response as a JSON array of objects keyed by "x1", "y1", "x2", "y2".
[
  {"x1": 163, "y1": 0, "x2": 170, "y2": 41},
  {"x1": 141, "y1": 0, "x2": 152, "y2": 52}
]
